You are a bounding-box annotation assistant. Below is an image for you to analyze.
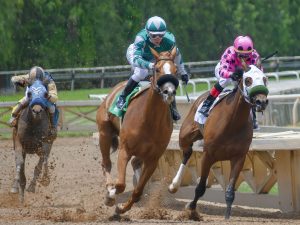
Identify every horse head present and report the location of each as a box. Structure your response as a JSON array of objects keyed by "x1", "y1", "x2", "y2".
[
  {"x1": 27, "y1": 80, "x2": 49, "y2": 121},
  {"x1": 242, "y1": 65, "x2": 269, "y2": 112},
  {"x1": 149, "y1": 46, "x2": 179, "y2": 105}
]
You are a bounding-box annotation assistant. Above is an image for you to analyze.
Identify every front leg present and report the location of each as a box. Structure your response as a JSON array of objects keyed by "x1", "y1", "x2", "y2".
[{"x1": 115, "y1": 158, "x2": 158, "y2": 215}]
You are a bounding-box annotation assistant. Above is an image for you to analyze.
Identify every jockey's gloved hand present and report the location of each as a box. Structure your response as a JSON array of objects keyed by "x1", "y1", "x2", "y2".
[
  {"x1": 181, "y1": 74, "x2": 189, "y2": 85},
  {"x1": 149, "y1": 63, "x2": 155, "y2": 70},
  {"x1": 230, "y1": 67, "x2": 244, "y2": 81}
]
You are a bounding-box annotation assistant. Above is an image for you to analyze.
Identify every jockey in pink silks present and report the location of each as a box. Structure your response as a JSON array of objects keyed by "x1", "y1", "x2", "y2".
[{"x1": 198, "y1": 35, "x2": 263, "y2": 129}]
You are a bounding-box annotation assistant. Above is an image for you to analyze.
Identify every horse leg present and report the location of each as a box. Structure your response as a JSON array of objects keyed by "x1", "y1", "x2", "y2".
[
  {"x1": 27, "y1": 155, "x2": 43, "y2": 193},
  {"x1": 39, "y1": 142, "x2": 52, "y2": 186},
  {"x1": 131, "y1": 156, "x2": 143, "y2": 187},
  {"x1": 99, "y1": 128, "x2": 115, "y2": 200},
  {"x1": 186, "y1": 152, "x2": 214, "y2": 211},
  {"x1": 115, "y1": 159, "x2": 158, "y2": 215},
  {"x1": 169, "y1": 122, "x2": 202, "y2": 193},
  {"x1": 11, "y1": 136, "x2": 26, "y2": 203},
  {"x1": 168, "y1": 144, "x2": 193, "y2": 193},
  {"x1": 115, "y1": 148, "x2": 131, "y2": 194},
  {"x1": 224, "y1": 155, "x2": 246, "y2": 219}
]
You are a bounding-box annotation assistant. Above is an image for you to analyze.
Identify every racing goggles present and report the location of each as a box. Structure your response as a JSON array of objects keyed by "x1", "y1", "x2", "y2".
[{"x1": 149, "y1": 32, "x2": 165, "y2": 39}]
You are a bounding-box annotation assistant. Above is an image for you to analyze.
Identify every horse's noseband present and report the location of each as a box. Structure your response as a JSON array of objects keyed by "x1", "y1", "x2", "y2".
[{"x1": 156, "y1": 74, "x2": 179, "y2": 89}]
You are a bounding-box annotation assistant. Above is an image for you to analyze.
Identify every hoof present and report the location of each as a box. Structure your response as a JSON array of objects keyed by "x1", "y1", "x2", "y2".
[
  {"x1": 168, "y1": 183, "x2": 178, "y2": 194},
  {"x1": 115, "y1": 204, "x2": 126, "y2": 215},
  {"x1": 10, "y1": 187, "x2": 19, "y2": 194},
  {"x1": 105, "y1": 196, "x2": 115, "y2": 207},
  {"x1": 185, "y1": 202, "x2": 194, "y2": 210},
  {"x1": 108, "y1": 212, "x2": 121, "y2": 221}
]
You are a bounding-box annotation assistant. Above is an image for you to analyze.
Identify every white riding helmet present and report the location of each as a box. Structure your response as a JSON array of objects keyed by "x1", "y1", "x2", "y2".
[{"x1": 145, "y1": 16, "x2": 167, "y2": 35}]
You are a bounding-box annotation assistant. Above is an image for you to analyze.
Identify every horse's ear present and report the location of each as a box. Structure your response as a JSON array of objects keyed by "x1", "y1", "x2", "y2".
[
  {"x1": 150, "y1": 47, "x2": 160, "y2": 60},
  {"x1": 170, "y1": 46, "x2": 177, "y2": 60}
]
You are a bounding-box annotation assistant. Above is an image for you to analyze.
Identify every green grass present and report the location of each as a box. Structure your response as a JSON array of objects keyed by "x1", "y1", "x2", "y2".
[
  {"x1": 1, "y1": 88, "x2": 111, "y2": 101},
  {"x1": 238, "y1": 181, "x2": 278, "y2": 195}
]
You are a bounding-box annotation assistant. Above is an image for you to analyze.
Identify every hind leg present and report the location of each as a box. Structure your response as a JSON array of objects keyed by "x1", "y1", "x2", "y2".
[
  {"x1": 116, "y1": 158, "x2": 158, "y2": 214},
  {"x1": 186, "y1": 152, "x2": 214, "y2": 211},
  {"x1": 169, "y1": 122, "x2": 202, "y2": 193},
  {"x1": 224, "y1": 155, "x2": 246, "y2": 219}
]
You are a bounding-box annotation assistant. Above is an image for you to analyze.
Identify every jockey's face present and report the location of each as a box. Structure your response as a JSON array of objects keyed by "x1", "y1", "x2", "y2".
[{"x1": 149, "y1": 33, "x2": 164, "y2": 45}]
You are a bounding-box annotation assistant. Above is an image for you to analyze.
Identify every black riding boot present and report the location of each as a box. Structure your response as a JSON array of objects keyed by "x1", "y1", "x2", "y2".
[
  {"x1": 198, "y1": 94, "x2": 216, "y2": 117},
  {"x1": 49, "y1": 112, "x2": 57, "y2": 136},
  {"x1": 9, "y1": 103, "x2": 26, "y2": 127},
  {"x1": 116, "y1": 78, "x2": 139, "y2": 109},
  {"x1": 252, "y1": 107, "x2": 259, "y2": 130},
  {"x1": 170, "y1": 99, "x2": 181, "y2": 121}
]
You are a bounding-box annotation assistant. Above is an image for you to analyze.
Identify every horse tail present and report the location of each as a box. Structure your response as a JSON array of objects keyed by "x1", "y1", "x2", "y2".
[{"x1": 111, "y1": 135, "x2": 119, "y2": 154}]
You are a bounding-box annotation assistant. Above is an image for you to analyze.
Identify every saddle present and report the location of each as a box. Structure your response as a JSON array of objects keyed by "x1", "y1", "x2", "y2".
[
  {"x1": 109, "y1": 82, "x2": 151, "y2": 118},
  {"x1": 195, "y1": 89, "x2": 232, "y2": 125}
]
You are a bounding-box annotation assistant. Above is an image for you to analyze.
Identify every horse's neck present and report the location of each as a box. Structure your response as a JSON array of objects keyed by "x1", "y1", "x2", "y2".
[
  {"x1": 230, "y1": 85, "x2": 251, "y2": 122},
  {"x1": 143, "y1": 88, "x2": 172, "y2": 127}
]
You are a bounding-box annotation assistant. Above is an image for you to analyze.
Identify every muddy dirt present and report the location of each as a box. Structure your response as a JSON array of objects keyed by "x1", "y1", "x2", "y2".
[{"x1": 1, "y1": 137, "x2": 300, "y2": 225}]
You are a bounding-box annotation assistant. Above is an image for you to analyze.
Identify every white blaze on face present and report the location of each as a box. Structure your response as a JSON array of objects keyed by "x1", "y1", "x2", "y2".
[{"x1": 163, "y1": 62, "x2": 171, "y2": 74}]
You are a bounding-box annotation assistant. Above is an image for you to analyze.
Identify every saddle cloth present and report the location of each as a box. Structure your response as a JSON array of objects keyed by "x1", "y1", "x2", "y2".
[
  {"x1": 109, "y1": 81, "x2": 150, "y2": 118},
  {"x1": 194, "y1": 89, "x2": 232, "y2": 125}
]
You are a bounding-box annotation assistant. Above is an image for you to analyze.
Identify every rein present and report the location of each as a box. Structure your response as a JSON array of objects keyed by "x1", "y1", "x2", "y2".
[{"x1": 236, "y1": 79, "x2": 254, "y2": 106}]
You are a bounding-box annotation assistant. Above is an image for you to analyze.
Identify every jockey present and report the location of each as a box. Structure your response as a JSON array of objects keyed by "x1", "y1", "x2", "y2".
[
  {"x1": 116, "y1": 16, "x2": 189, "y2": 121},
  {"x1": 9, "y1": 66, "x2": 58, "y2": 134},
  {"x1": 198, "y1": 35, "x2": 263, "y2": 129}
]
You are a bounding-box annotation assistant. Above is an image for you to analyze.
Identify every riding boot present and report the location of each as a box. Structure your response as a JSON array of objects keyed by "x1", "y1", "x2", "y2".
[
  {"x1": 252, "y1": 107, "x2": 259, "y2": 130},
  {"x1": 49, "y1": 112, "x2": 57, "y2": 136},
  {"x1": 9, "y1": 103, "x2": 25, "y2": 127},
  {"x1": 116, "y1": 78, "x2": 139, "y2": 109},
  {"x1": 170, "y1": 99, "x2": 181, "y2": 121},
  {"x1": 198, "y1": 94, "x2": 216, "y2": 117}
]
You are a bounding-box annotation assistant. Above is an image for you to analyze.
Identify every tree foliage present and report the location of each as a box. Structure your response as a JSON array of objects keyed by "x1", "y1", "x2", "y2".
[{"x1": 0, "y1": 0, "x2": 299, "y2": 70}]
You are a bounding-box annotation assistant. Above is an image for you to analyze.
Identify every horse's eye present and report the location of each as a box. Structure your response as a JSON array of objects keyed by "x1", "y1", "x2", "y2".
[
  {"x1": 163, "y1": 90, "x2": 168, "y2": 94},
  {"x1": 27, "y1": 92, "x2": 32, "y2": 98},
  {"x1": 156, "y1": 68, "x2": 160, "y2": 73},
  {"x1": 245, "y1": 77, "x2": 253, "y2": 87}
]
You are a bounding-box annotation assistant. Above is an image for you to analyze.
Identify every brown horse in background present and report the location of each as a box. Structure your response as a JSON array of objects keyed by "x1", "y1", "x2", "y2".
[
  {"x1": 96, "y1": 47, "x2": 179, "y2": 215},
  {"x1": 168, "y1": 65, "x2": 269, "y2": 219},
  {"x1": 10, "y1": 80, "x2": 57, "y2": 203}
]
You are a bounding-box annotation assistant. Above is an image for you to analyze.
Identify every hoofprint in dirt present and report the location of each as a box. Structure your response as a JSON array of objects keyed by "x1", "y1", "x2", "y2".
[{"x1": 1, "y1": 137, "x2": 300, "y2": 225}]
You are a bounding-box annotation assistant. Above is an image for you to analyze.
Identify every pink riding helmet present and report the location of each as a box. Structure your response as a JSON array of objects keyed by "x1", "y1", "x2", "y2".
[{"x1": 233, "y1": 36, "x2": 254, "y2": 54}]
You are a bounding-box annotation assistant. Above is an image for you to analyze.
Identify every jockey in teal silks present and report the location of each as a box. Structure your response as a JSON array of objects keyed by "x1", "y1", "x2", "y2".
[{"x1": 116, "y1": 16, "x2": 189, "y2": 121}]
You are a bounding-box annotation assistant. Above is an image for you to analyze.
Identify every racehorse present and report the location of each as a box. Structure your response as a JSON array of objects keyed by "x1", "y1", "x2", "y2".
[
  {"x1": 10, "y1": 79, "x2": 57, "y2": 203},
  {"x1": 168, "y1": 64, "x2": 269, "y2": 219},
  {"x1": 96, "y1": 47, "x2": 179, "y2": 215}
]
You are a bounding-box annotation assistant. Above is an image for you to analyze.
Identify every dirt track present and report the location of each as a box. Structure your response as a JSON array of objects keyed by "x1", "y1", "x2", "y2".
[{"x1": 1, "y1": 136, "x2": 300, "y2": 225}]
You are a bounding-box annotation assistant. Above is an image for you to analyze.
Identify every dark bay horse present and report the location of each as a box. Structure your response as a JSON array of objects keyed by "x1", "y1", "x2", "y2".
[
  {"x1": 10, "y1": 79, "x2": 57, "y2": 203},
  {"x1": 168, "y1": 65, "x2": 269, "y2": 219},
  {"x1": 96, "y1": 47, "x2": 179, "y2": 215}
]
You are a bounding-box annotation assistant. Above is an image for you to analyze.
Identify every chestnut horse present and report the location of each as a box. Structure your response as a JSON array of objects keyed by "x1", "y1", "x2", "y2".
[
  {"x1": 168, "y1": 65, "x2": 269, "y2": 219},
  {"x1": 96, "y1": 47, "x2": 179, "y2": 215},
  {"x1": 11, "y1": 79, "x2": 57, "y2": 203}
]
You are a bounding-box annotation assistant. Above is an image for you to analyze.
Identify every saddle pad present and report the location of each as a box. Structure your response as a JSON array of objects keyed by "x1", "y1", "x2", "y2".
[
  {"x1": 194, "y1": 89, "x2": 232, "y2": 125},
  {"x1": 109, "y1": 82, "x2": 151, "y2": 118}
]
